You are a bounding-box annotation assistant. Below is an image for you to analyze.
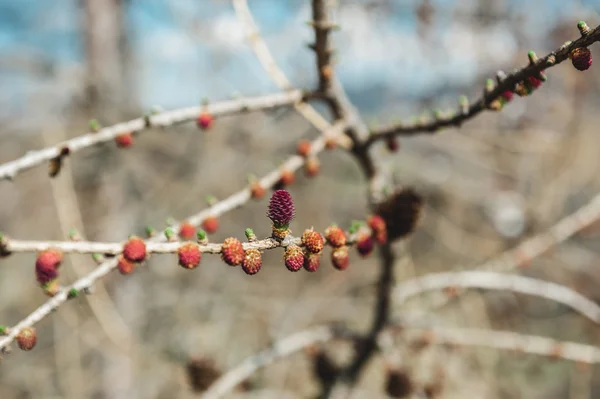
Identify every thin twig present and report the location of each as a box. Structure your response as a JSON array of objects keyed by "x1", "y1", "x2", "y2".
[
  {"x1": 0, "y1": 121, "x2": 347, "y2": 353},
  {"x1": 0, "y1": 90, "x2": 304, "y2": 181},
  {"x1": 366, "y1": 24, "x2": 600, "y2": 144},
  {"x1": 201, "y1": 326, "x2": 339, "y2": 399},
  {"x1": 395, "y1": 325, "x2": 600, "y2": 364},
  {"x1": 200, "y1": 321, "x2": 600, "y2": 399},
  {"x1": 419, "y1": 190, "x2": 600, "y2": 311},
  {"x1": 232, "y1": 0, "x2": 352, "y2": 150},
  {"x1": 394, "y1": 271, "x2": 600, "y2": 324}
]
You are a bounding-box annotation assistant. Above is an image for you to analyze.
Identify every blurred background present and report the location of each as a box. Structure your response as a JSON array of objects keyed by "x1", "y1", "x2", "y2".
[{"x1": 2, "y1": 0, "x2": 600, "y2": 398}]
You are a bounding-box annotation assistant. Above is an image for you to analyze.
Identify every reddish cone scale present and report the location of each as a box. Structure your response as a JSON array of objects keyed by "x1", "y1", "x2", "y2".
[
  {"x1": 242, "y1": 249, "x2": 262, "y2": 275},
  {"x1": 356, "y1": 234, "x2": 374, "y2": 257},
  {"x1": 123, "y1": 236, "x2": 147, "y2": 262},
  {"x1": 201, "y1": 217, "x2": 219, "y2": 234},
  {"x1": 526, "y1": 76, "x2": 542, "y2": 89},
  {"x1": 296, "y1": 140, "x2": 311, "y2": 157},
  {"x1": 331, "y1": 247, "x2": 350, "y2": 270},
  {"x1": 302, "y1": 229, "x2": 324, "y2": 254},
  {"x1": 178, "y1": 222, "x2": 196, "y2": 240},
  {"x1": 115, "y1": 132, "x2": 133, "y2": 148},
  {"x1": 197, "y1": 112, "x2": 213, "y2": 129},
  {"x1": 501, "y1": 90, "x2": 514, "y2": 102},
  {"x1": 117, "y1": 256, "x2": 135, "y2": 275},
  {"x1": 284, "y1": 244, "x2": 304, "y2": 272},
  {"x1": 304, "y1": 157, "x2": 320, "y2": 177},
  {"x1": 35, "y1": 249, "x2": 62, "y2": 284},
  {"x1": 178, "y1": 242, "x2": 202, "y2": 269},
  {"x1": 324, "y1": 225, "x2": 346, "y2": 248},
  {"x1": 221, "y1": 237, "x2": 244, "y2": 266},
  {"x1": 250, "y1": 182, "x2": 266, "y2": 199},
  {"x1": 570, "y1": 47, "x2": 592, "y2": 71},
  {"x1": 304, "y1": 252, "x2": 321, "y2": 272},
  {"x1": 16, "y1": 327, "x2": 37, "y2": 351}
]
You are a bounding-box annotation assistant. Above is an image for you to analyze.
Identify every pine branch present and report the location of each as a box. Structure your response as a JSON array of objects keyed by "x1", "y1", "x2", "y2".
[
  {"x1": 366, "y1": 22, "x2": 600, "y2": 145},
  {"x1": 0, "y1": 90, "x2": 304, "y2": 181},
  {"x1": 394, "y1": 271, "x2": 600, "y2": 324},
  {"x1": 0, "y1": 121, "x2": 347, "y2": 354}
]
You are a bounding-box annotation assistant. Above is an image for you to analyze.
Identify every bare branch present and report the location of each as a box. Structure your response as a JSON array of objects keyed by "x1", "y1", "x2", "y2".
[
  {"x1": 0, "y1": 121, "x2": 347, "y2": 353},
  {"x1": 396, "y1": 326, "x2": 600, "y2": 364},
  {"x1": 366, "y1": 24, "x2": 600, "y2": 144},
  {"x1": 232, "y1": 0, "x2": 352, "y2": 150},
  {"x1": 394, "y1": 271, "x2": 600, "y2": 324},
  {"x1": 201, "y1": 326, "x2": 338, "y2": 399},
  {"x1": 0, "y1": 90, "x2": 304, "y2": 181}
]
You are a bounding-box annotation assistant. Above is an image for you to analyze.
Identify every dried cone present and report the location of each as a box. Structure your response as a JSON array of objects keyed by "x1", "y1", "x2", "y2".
[
  {"x1": 374, "y1": 188, "x2": 424, "y2": 241},
  {"x1": 196, "y1": 112, "x2": 213, "y2": 130},
  {"x1": 331, "y1": 246, "x2": 350, "y2": 270},
  {"x1": 115, "y1": 132, "x2": 133, "y2": 148},
  {"x1": 117, "y1": 256, "x2": 135, "y2": 275},
  {"x1": 123, "y1": 236, "x2": 147, "y2": 263},
  {"x1": 178, "y1": 242, "x2": 202, "y2": 269},
  {"x1": 385, "y1": 368, "x2": 414, "y2": 398},
  {"x1": 570, "y1": 47, "x2": 592, "y2": 71},
  {"x1": 324, "y1": 225, "x2": 346, "y2": 248},
  {"x1": 16, "y1": 327, "x2": 37, "y2": 351},
  {"x1": 304, "y1": 252, "x2": 321, "y2": 272},
  {"x1": 268, "y1": 189, "x2": 295, "y2": 241},
  {"x1": 201, "y1": 216, "x2": 219, "y2": 234},
  {"x1": 284, "y1": 244, "x2": 305, "y2": 272},
  {"x1": 35, "y1": 249, "x2": 62, "y2": 284},
  {"x1": 242, "y1": 249, "x2": 262, "y2": 275},
  {"x1": 356, "y1": 234, "x2": 374, "y2": 257},
  {"x1": 177, "y1": 222, "x2": 196, "y2": 240},
  {"x1": 186, "y1": 357, "x2": 221, "y2": 393},
  {"x1": 221, "y1": 237, "x2": 244, "y2": 266},
  {"x1": 302, "y1": 229, "x2": 324, "y2": 254}
]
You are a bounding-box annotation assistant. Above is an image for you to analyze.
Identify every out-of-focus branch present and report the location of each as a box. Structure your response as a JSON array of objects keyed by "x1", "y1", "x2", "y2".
[
  {"x1": 0, "y1": 121, "x2": 347, "y2": 353},
  {"x1": 366, "y1": 23, "x2": 600, "y2": 144},
  {"x1": 394, "y1": 271, "x2": 600, "y2": 324},
  {"x1": 200, "y1": 321, "x2": 600, "y2": 399},
  {"x1": 0, "y1": 90, "x2": 305, "y2": 181},
  {"x1": 201, "y1": 326, "x2": 342, "y2": 399},
  {"x1": 418, "y1": 190, "x2": 600, "y2": 311},
  {"x1": 232, "y1": 0, "x2": 352, "y2": 150},
  {"x1": 394, "y1": 326, "x2": 600, "y2": 364}
]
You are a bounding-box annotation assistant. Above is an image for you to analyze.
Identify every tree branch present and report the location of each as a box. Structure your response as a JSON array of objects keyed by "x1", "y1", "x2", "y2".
[
  {"x1": 394, "y1": 271, "x2": 600, "y2": 324},
  {"x1": 366, "y1": 23, "x2": 600, "y2": 145},
  {"x1": 0, "y1": 90, "x2": 305, "y2": 181},
  {"x1": 395, "y1": 325, "x2": 600, "y2": 364},
  {"x1": 0, "y1": 121, "x2": 347, "y2": 353}
]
